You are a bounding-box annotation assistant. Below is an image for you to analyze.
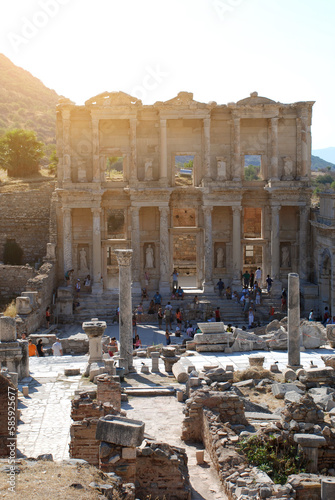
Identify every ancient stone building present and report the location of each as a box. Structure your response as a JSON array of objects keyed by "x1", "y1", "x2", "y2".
[{"x1": 55, "y1": 91, "x2": 314, "y2": 297}]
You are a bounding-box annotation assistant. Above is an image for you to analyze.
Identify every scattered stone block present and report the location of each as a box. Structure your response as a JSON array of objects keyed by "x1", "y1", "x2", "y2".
[
  {"x1": 65, "y1": 368, "x2": 81, "y2": 376},
  {"x1": 283, "y1": 368, "x2": 297, "y2": 382},
  {"x1": 22, "y1": 386, "x2": 29, "y2": 397},
  {"x1": 272, "y1": 383, "x2": 304, "y2": 399},
  {"x1": 96, "y1": 416, "x2": 145, "y2": 447},
  {"x1": 284, "y1": 391, "x2": 303, "y2": 403},
  {"x1": 233, "y1": 379, "x2": 255, "y2": 388},
  {"x1": 298, "y1": 366, "x2": 335, "y2": 383}
]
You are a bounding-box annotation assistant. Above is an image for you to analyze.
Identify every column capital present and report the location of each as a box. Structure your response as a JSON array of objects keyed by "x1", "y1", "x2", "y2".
[
  {"x1": 232, "y1": 205, "x2": 242, "y2": 215},
  {"x1": 300, "y1": 205, "x2": 310, "y2": 216},
  {"x1": 271, "y1": 204, "x2": 281, "y2": 215},
  {"x1": 130, "y1": 206, "x2": 140, "y2": 215},
  {"x1": 62, "y1": 109, "x2": 71, "y2": 120},
  {"x1": 160, "y1": 118, "x2": 167, "y2": 127},
  {"x1": 159, "y1": 206, "x2": 169, "y2": 216},
  {"x1": 62, "y1": 207, "x2": 72, "y2": 215},
  {"x1": 203, "y1": 117, "x2": 211, "y2": 127},
  {"x1": 91, "y1": 207, "x2": 102, "y2": 216},
  {"x1": 114, "y1": 249, "x2": 133, "y2": 267},
  {"x1": 202, "y1": 205, "x2": 213, "y2": 216}
]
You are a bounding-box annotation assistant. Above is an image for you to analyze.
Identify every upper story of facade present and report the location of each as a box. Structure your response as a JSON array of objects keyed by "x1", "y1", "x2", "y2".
[{"x1": 56, "y1": 91, "x2": 314, "y2": 193}]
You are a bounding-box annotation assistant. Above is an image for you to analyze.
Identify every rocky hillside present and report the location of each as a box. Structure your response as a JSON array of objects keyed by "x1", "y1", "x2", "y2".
[{"x1": 0, "y1": 54, "x2": 60, "y2": 144}]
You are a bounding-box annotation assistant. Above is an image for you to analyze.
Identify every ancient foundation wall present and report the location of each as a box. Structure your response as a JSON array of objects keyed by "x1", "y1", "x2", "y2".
[
  {"x1": 0, "y1": 265, "x2": 36, "y2": 304},
  {"x1": 0, "y1": 183, "x2": 55, "y2": 264}
]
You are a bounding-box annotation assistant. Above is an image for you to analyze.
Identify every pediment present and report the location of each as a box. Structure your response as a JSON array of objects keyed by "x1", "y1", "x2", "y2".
[
  {"x1": 85, "y1": 91, "x2": 142, "y2": 107},
  {"x1": 237, "y1": 92, "x2": 276, "y2": 106},
  {"x1": 155, "y1": 91, "x2": 209, "y2": 109}
]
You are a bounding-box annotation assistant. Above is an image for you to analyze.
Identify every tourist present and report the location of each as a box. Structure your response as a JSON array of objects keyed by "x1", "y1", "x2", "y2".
[
  {"x1": 132, "y1": 313, "x2": 137, "y2": 335},
  {"x1": 177, "y1": 286, "x2": 184, "y2": 300},
  {"x1": 249, "y1": 272, "x2": 255, "y2": 289},
  {"x1": 255, "y1": 267, "x2": 262, "y2": 285},
  {"x1": 243, "y1": 270, "x2": 250, "y2": 288},
  {"x1": 323, "y1": 307, "x2": 330, "y2": 325},
  {"x1": 266, "y1": 275, "x2": 273, "y2": 293},
  {"x1": 309, "y1": 309, "x2": 314, "y2": 321},
  {"x1": 75, "y1": 279, "x2": 81, "y2": 296},
  {"x1": 193, "y1": 295, "x2": 199, "y2": 306},
  {"x1": 269, "y1": 306, "x2": 275, "y2": 320},
  {"x1": 255, "y1": 290, "x2": 261, "y2": 305},
  {"x1": 186, "y1": 324, "x2": 194, "y2": 338},
  {"x1": 281, "y1": 288, "x2": 287, "y2": 311},
  {"x1": 108, "y1": 337, "x2": 118, "y2": 357},
  {"x1": 226, "y1": 286, "x2": 232, "y2": 300},
  {"x1": 215, "y1": 306, "x2": 221, "y2": 322},
  {"x1": 148, "y1": 300, "x2": 155, "y2": 314},
  {"x1": 165, "y1": 330, "x2": 171, "y2": 345},
  {"x1": 207, "y1": 314, "x2": 215, "y2": 322},
  {"x1": 28, "y1": 339, "x2": 37, "y2": 357},
  {"x1": 45, "y1": 306, "x2": 51, "y2": 328},
  {"x1": 216, "y1": 278, "x2": 224, "y2": 297},
  {"x1": 175, "y1": 326, "x2": 181, "y2": 337},
  {"x1": 248, "y1": 308, "x2": 254, "y2": 328},
  {"x1": 64, "y1": 269, "x2": 74, "y2": 286},
  {"x1": 226, "y1": 324, "x2": 233, "y2": 332},
  {"x1": 141, "y1": 287, "x2": 148, "y2": 300},
  {"x1": 52, "y1": 338, "x2": 63, "y2": 356},
  {"x1": 153, "y1": 291, "x2": 162, "y2": 311},
  {"x1": 157, "y1": 307, "x2": 164, "y2": 329},
  {"x1": 175, "y1": 308, "x2": 182, "y2": 325},
  {"x1": 164, "y1": 302, "x2": 173, "y2": 329},
  {"x1": 36, "y1": 339, "x2": 44, "y2": 357},
  {"x1": 84, "y1": 274, "x2": 91, "y2": 292},
  {"x1": 136, "y1": 302, "x2": 144, "y2": 322},
  {"x1": 144, "y1": 271, "x2": 150, "y2": 287},
  {"x1": 133, "y1": 334, "x2": 142, "y2": 349},
  {"x1": 172, "y1": 269, "x2": 179, "y2": 290}
]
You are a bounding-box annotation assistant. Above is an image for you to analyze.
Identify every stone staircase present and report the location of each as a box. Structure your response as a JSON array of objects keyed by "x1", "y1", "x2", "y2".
[{"x1": 72, "y1": 288, "x2": 284, "y2": 328}]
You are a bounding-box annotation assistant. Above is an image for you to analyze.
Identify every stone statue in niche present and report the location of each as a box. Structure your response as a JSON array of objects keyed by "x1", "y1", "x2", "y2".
[
  {"x1": 77, "y1": 159, "x2": 87, "y2": 182},
  {"x1": 144, "y1": 159, "x2": 154, "y2": 181},
  {"x1": 216, "y1": 247, "x2": 225, "y2": 268},
  {"x1": 79, "y1": 247, "x2": 89, "y2": 272},
  {"x1": 217, "y1": 157, "x2": 227, "y2": 181},
  {"x1": 281, "y1": 245, "x2": 291, "y2": 268},
  {"x1": 282, "y1": 156, "x2": 294, "y2": 180},
  {"x1": 145, "y1": 244, "x2": 154, "y2": 268}
]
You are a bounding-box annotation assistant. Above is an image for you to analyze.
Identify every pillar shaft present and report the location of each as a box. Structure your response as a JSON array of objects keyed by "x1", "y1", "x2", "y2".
[
  {"x1": 114, "y1": 250, "x2": 133, "y2": 372},
  {"x1": 62, "y1": 109, "x2": 71, "y2": 181},
  {"x1": 159, "y1": 206, "x2": 170, "y2": 295},
  {"x1": 203, "y1": 206, "x2": 213, "y2": 291},
  {"x1": 270, "y1": 117, "x2": 279, "y2": 180},
  {"x1": 203, "y1": 117, "x2": 211, "y2": 180},
  {"x1": 232, "y1": 115, "x2": 241, "y2": 181},
  {"x1": 92, "y1": 117, "x2": 100, "y2": 182},
  {"x1": 129, "y1": 118, "x2": 137, "y2": 181},
  {"x1": 271, "y1": 205, "x2": 281, "y2": 280},
  {"x1": 299, "y1": 206, "x2": 309, "y2": 281},
  {"x1": 92, "y1": 208, "x2": 102, "y2": 293},
  {"x1": 300, "y1": 109, "x2": 309, "y2": 179},
  {"x1": 62, "y1": 207, "x2": 72, "y2": 274},
  {"x1": 130, "y1": 207, "x2": 141, "y2": 293},
  {"x1": 288, "y1": 272, "x2": 301, "y2": 368},
  {"x1": 232, "y1": 206, "x2": 242, "y2": 282},
  {"x1": 160, "y1": 119, "x2": 167, "y2": 181}
]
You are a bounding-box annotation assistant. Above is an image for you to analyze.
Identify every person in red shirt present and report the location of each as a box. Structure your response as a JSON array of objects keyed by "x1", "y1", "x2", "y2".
[{"x1": 215, "y1": 307, "x2": 221, "y2": 322}]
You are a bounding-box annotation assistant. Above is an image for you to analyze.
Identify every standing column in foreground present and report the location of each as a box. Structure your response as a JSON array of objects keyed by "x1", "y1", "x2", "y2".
[
  {"x1": 287, "y1": 272, "x2": 302, "y2": 369},
  {"x1": 114, "y1": 249, "x2": 133, "y2": 373}
]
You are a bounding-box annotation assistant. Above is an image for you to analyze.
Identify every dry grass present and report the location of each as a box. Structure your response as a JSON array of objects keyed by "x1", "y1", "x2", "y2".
[
  {"x1": 0, "y1": 460, "x2": 124, "y2": 499},
  {"x1": 3, "y1": 300, "x2": 16, "y2": 318},
  {"x1": 0, "y1": 168, "x2": 55, "y2": 193},
  {"x1": 234, "y1": 367, "x2": 275, "y2": 382}
]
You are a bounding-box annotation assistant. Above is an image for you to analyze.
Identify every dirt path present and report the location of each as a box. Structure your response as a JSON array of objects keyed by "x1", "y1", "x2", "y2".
[{"x1": 124, "y1": 395, "x2": 228, "y2": 500}]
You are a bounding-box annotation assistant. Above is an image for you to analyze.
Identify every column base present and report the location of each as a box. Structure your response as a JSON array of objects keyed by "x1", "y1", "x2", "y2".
[
  {"x1": 92, "y1": 283, "x2": 103, "y2": 295},
  {"x1": 287, "y1": 364, "x2": 303, "y2": 371},
  {"x1": 270, "y1": 281, "x2": 282, "y2": 296},
  {"x1": 159, "y1": 281, "x2": 171, "y2": 297},
  {"x1": 203, "y1": 281, "x2": 214, "y2": 293},
  {"x1": 131, "y1": 281, "x2": 142, "y2": 295}
]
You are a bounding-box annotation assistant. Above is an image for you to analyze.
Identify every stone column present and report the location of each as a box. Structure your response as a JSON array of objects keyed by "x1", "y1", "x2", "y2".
[
  {"x1": 321, "y1": 478, "x2": 335, "y2": 499},
  {"x1": 232, "y1": 114, "x2": 241, "y2": 181},
  {"x1": 62, "y1": 207, "x2": 72, "y2": 276},
  {"x1": 270, "y1": 204, "x2": 281, "y2": 281},
  {"x1": 129, "y1": 118, "x2": 137, "y2": 182},
  {"x1": 203, "y1": 117, "x2": 211, "y2": 181},
  {"x1": 270, "y1": 117, "x2": 279, "y2": 181},
  {"x1": 261, "y1": 206, "x2": 269, "y2": 285},
  {"x1": 232, "y1": 206, "x2": 242, "y2": 286},
  {"x1": 160, "y1": 119, "x2": 168, "y2": 183},
  {"x1": 294, "y1": 434, "x2": 326, "y2": 473},
  {"x1": 287, "y1": 273, "x2": 302, "y2": 369},
  {"x1": 299, "y1": 206, "x2": 310, "y2": 281},
  {"x1": 300, "y1": 109, "x2": 309, "y2": 179},
  {"x1": 62, "y1": 109, "x2": 71, "y2": 182},
  {"x1": 202, "y1": 206, "x2": 213, "y2": 292},
  {"x1": 159, "y1": 206, "x2": 170, "y2": 295},
  {"x1": 91, "y1": 208, "x2": 103, "y2": 294},
  {"x1": 114, "y1": 249, "x2": 133, "y2": 373},
  {"x1": 130, "y1": 206, "x2": 141, "y2": 294},
  {"x1": 82, "y1": 318, "x2": 107, "y2": 364},
  {"x1": 92, "y1": 117, "x2": 100, "y2": 182}
]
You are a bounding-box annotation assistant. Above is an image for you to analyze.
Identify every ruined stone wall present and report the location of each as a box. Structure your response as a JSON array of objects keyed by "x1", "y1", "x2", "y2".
[
  {"x1": 0, "y1": 183, "x2": 55, "y2": 264},
  {"x1": 69, "y1": 418, "x2": 100, "y2": 466},
  {"x1": 0, "y1": 265, "x2": 36, "y2": 303}
]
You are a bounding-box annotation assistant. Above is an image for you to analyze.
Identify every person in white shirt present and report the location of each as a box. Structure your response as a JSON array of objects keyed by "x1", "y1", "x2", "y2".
[
  {"x1": 255, "y1": 267, "x2": 262, "y2": 284},
  {"x1": 52, "y1": 339, "x2": 63, "y2": 356}
]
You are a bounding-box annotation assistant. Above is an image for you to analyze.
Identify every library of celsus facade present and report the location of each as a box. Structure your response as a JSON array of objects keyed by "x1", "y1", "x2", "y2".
[{"x1": 55, "y1": 91, "x2": 315, "y2": 298}]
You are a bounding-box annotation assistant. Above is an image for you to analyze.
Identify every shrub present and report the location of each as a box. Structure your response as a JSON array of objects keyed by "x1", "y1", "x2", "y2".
[{"x1": 3, "y1": 238, "x2": 23, "y2": 265}]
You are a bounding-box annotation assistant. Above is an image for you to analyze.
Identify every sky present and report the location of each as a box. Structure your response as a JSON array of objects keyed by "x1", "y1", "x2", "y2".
[{"x1": 0, "y1": 0, "x2": 334, "y2": 150}]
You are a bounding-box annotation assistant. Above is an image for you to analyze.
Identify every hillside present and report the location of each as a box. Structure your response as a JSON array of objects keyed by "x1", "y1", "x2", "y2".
[
  {"x1": 311, "y1": 154, "x2": 335, "y2": 171},
  {"x1": 0, "y1": 54, "x2": 60, "y2": 144},
  {"x1": 312, "y1": 147, "x2": 335, "y2": 164}
]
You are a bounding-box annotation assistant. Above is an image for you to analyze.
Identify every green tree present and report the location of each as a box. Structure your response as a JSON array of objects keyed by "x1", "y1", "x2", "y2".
[
  {"x1": 315, "y1": 174, "x2": 333, "y2": 185},
  {"x1": 48, "y1": 147, "x2": 58, "y2": 175},
  {"x1": 0, "y1": 129, "x2": 44, "y2": 177},
  {"x1": 244, "y1": 164, "x2": 260, "y2": 181}
]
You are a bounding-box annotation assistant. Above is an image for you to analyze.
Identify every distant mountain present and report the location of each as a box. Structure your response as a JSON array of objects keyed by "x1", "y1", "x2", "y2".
[
  {"x1": 312, "y1": 147, "x2": 335, "y2": 165},
  {"x1": 311, "y1": 155, "x2": 335, "y2": 171},
  {"x1": 0, "y1": 54, "x2": 60, "y2": 144}
]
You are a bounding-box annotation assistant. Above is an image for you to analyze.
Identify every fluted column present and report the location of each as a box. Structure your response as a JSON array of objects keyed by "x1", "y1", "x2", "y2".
[
  {"x1": 300, "y1": 109, "x2": 309, "y2": 179},
  {"x1": 114, "y1": 249, "x2": 133, "y2": 373},
  {"x1": 261, "y1": 206, "x2": 270, "y2": 285},
  {"x1": 203, "y1": 117, "x2": 211, "y2": 181},
  {"x1": 271, "y1": 205, "x2": 281, "y2": 282},
  {"x1": 202, "y1": 206, "x2": 213, "y2": 292},
  {"x1": 91, "y1": 208, "x2": 102, "y2": 294},
  {"x1": 232, "y1": 206, "x2": 242, "y2": 286},
  {"x1": 92, "y1": 117, "x2": 100, "y2": 182},
  {"x1": 232, "y1": 114, "x2": 241, "y2": 181},
  {"x1": 62, "y1": 207, "x2": 72, "y2": 274},
  {"x1": 270, "y1": 117, "x2": 279, "y2": 181},
  {"x1": 159, "y1": 206, "x2": 170, "y2": 294},
  {"x1": 129, "y1": 118, "x2": 137, "y2": 182},
  {"x1": 299, "y1": 206, "x2": 310, "y2": 281},
  {"x1": 62, "y1": 109, "x2": 71, "y2": 182},
  {"x1": 131, "y1": 206, "x2": 141, "y2": 293},
  {"x1": 160, "y1": 119, "x2": 168, "y2": 183}
]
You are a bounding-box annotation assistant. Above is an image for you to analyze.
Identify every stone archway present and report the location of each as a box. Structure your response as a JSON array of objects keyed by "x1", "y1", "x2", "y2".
[{"x1": 320, "y1": 250, "x2": 332, "y2": 313}]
